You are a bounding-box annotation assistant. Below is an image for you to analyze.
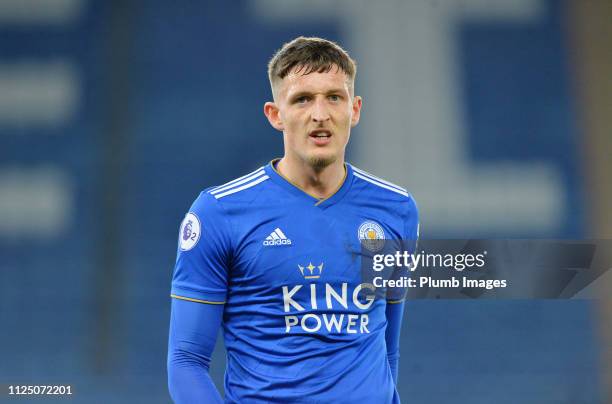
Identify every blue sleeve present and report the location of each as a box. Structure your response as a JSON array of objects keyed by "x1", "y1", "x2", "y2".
[
  {"x1": 385, "y1": 195, "x2": 417, "y2": 384},
  {"x1": 171, "y1": 191, "x2": 233, "y2": 303},
  {"x1": 385, "y1": 300, "x2": 405, "y2": 385},
  {"x1": 168, "y1": 297, "x2": 224, "y2": 403},
  {"x1": 402, "y1": 195, "x2": 419, "y2": 253}
]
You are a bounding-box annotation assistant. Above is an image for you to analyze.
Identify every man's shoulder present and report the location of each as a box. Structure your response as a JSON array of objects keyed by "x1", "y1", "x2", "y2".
[
  {"x1": 349, "y1": 164, "x2": 415, "y2": 204},
  {"x1": 348, "y1": 165, "x2": 419, "y2": 236},
  {"x1": 204, "y1": 165, "x2": 271, "y2": 202},
  {"x1": 186, "y1": 166, "x2": 271, "y2": 220}
]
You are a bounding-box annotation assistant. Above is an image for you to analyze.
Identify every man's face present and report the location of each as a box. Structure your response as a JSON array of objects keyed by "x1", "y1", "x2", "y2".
[{"x1": 265, "y1": 65, "x2": 362, "y2": 169}]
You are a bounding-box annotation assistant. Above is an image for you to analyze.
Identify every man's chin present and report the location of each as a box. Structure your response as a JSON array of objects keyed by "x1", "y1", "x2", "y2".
[{"x1": 305, "y1": 154, "x2": 337, "y2": 170}]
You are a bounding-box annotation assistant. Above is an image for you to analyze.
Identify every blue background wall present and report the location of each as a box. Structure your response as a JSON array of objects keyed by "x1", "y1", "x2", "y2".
[{"x1": 0, "y1": 1, "x2": 604, "y2": 403}]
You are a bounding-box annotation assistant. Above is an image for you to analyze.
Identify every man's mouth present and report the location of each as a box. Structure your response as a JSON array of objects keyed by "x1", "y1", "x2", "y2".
[
  {"x1": 309, "y1": 130, "x2": 332, "y2": 138},
  {"x1": 309, "y1": 130, "x2": 332, "y2": 146}
]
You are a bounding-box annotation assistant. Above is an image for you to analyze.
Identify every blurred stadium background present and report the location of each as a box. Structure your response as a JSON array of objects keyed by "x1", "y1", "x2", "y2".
[{"x1": 0, "y1": 0, "x2": 610, "y2": 402}]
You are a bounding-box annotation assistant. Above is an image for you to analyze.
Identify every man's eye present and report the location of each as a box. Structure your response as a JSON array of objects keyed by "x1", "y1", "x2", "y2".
[
  {"x1": 296, "y1": 96, "x2": 309, "y2": 104},
  {"x1": 328, "y1": 95, "x2": 340, "y2": 102}
]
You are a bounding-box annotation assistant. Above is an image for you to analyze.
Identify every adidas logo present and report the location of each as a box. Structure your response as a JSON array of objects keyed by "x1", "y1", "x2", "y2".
[{"x1": 263, "y1": 228, "x2": 292, "y2": 246}]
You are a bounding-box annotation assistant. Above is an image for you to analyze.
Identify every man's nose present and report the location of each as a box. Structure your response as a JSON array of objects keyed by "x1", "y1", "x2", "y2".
[{"x1": 311, "y1": 97, "x2": 330, "y2": 122}]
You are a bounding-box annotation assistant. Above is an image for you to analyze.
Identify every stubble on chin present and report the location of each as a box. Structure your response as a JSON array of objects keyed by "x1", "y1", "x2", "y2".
[{"x1": 305, "y1": 154, "x2": 337, "y2": 170}]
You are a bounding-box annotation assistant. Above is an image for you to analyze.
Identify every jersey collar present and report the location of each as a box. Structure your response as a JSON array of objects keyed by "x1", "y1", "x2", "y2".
[{"x1": 265, "y1": 159, "x2": 353, "y2": 207}]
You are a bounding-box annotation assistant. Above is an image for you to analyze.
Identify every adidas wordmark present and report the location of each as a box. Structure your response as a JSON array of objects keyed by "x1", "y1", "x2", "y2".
[{"x1": 263, "y1": 228, "x2": 292, "y2": 246}]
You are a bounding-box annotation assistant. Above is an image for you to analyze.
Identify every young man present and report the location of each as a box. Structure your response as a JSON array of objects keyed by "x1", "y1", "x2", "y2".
[{"x1": 167, "y1": 37, "x2": 419, "y2": 403}]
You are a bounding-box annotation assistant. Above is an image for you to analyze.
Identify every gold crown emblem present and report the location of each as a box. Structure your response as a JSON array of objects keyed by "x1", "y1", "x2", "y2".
[{"x1": 298, "y1": 262, "x2": 324, "y2": 279}]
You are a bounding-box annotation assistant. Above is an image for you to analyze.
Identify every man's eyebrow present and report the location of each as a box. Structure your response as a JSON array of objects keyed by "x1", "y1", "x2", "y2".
[
  {"x1": 324, "y1": 88, "x2": 347, "y2": 95},
  {"x1": 289, "y1": 88, "x2": 347, "y2": 99},
  {"x1": 288, "y1": 90, "x2": 313, "y2": 99}
]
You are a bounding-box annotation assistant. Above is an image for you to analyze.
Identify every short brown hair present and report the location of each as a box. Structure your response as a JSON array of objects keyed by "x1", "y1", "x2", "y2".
[{"x1": 268, "y1": 36, "x2": 357, "y2": 94}]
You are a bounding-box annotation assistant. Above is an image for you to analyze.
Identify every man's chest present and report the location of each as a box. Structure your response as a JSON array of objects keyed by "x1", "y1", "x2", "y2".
[{"x1": 227, "y1": 203, "x2": 403, "y2": 296}]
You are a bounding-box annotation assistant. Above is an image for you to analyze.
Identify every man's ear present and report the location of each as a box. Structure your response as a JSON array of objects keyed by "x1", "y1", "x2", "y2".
[
  {"x1": 350, "y1": 95, "x2": 362, "y2": 127},
  {"x1": 264, "y1": 102, "x2": 284, "y2": 131}
]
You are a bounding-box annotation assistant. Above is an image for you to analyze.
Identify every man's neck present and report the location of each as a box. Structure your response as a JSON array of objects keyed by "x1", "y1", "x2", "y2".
[{"x1": 276, "y1": 157, "x2": 346, "y2": 200}]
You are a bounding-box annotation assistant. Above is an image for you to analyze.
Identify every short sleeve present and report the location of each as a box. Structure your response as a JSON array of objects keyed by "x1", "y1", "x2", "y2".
[{"x1": 170, "y1": 191, "x2": 233, "y2": 304}]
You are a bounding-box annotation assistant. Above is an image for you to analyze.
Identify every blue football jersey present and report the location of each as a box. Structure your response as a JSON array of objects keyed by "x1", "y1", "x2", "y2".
[{"x1": 171, "y1": 160, "x2": 419, "y2": 403}]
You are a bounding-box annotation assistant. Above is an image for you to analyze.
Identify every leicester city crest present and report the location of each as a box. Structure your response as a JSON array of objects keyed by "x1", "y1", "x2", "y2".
[{"x1": 358, "y1": 220, "x2": 385, "y2": 252}]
